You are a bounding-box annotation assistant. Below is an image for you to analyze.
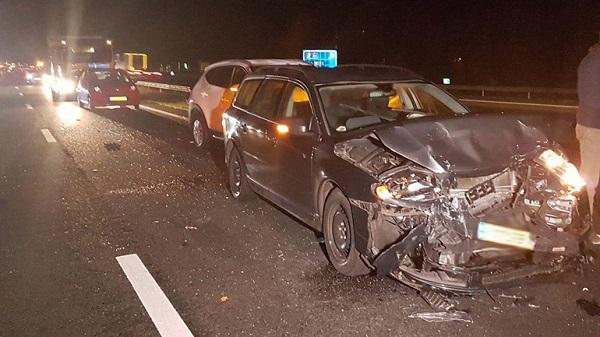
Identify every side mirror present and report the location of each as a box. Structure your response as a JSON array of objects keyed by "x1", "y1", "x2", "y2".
[{"x1": 275, "y1": 117, "x2": 312, "y2": 136}]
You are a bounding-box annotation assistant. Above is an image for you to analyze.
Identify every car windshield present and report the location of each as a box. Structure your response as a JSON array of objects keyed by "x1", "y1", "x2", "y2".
[
  {"x1": 92, "y1": 70, "x2": 131, "y2": 83},
  {"x1": 319, "y1": 82, "x2": 469, "y2": 133}
]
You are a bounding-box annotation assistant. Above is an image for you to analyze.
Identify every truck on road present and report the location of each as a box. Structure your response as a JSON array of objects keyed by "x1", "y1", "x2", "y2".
[{"x1": 47, "y1": 36, "x2": 113, "y2": 101}]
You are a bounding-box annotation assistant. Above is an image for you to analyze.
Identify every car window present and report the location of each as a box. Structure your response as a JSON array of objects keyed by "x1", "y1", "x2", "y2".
[
  {"x1": 205, "y1": 66, "x2": 233, "y2": 88},
  {"x1": 92, "y1": 70, "x2": 131, "y2": 83},
  {"x1": 231, "y1": 67, "x2": 247, "y2": 86},
  {"x1": 319, "y1": 82, "x2": 468, "y2": 133},
  {"x1": 279, "y1": 84, "x2": 312, "y2": 122},
  {"x1": 247, "y1": 79, "x2": 286, "y2": 120},
  {"x1": 235, "y1": 79, "x2": 261, "y2": 109}
]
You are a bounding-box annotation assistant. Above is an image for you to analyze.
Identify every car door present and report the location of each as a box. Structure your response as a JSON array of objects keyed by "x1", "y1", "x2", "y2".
[
  {"x1": 269, "y1": 82, "x2": 318, "y2": 220},
  {"x1": 238, "y1": 78, "x2": 286, "y2": 189},
  {"x1": 202, "y1": 66, "x2": 233, "y2": 132}
]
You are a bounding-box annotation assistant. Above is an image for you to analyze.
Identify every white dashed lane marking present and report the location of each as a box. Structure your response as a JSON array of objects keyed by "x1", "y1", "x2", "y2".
[
  {"x1": 40, "y1": 129, "x2": 57, "y2": 143},
  {"x1": 18, "y1": 92, "x2": 24, "y2": 96},
  {"x1": 117, "y1": 254, "x2": 194, "y2": 337},
  {"x1": 25, "y1": 104, "x2": 33, "y2": 109}
]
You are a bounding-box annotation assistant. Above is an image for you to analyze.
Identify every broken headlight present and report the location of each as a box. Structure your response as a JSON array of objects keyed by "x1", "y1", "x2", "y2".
[
  {"x1": 373, "y1": 169, "x2": 439, "y2": 207},
  {"x1": 536, "y1": 149, "x2": 585, "y2": 193}
]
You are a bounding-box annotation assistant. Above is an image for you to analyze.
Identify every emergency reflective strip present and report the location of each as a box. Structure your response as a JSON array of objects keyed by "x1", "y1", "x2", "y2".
[{"x1": 477, "y1": 222, "x2": 535, "y2": 250}]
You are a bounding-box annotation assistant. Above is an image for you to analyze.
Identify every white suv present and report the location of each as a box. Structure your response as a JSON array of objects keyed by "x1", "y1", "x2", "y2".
[{"x1": 188, "y1": 59, "x2": 310, "y2": 147}]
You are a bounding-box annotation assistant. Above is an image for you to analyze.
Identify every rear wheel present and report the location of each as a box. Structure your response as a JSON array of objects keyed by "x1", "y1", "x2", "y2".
[
  {"x1": 323, "y1": 188, "x2": 370, "y2": 276},
  {"x1": 227, "y1": 147, "x2": 254, "y2": 200},
  {"x1": 88, "y1": 96, "x2": 96, "y2": 112},
  {"x1": 190, "y1": 111, "x2": 210, "y2": 148},
  {"x1": 51, "y1": 91, "x2": 60, "y2": 102}
]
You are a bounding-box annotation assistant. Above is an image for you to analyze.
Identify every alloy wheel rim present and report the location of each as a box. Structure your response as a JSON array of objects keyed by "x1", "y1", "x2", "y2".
[
  {"x1": 230, "y1": 155, "x2": 242, "y2": 197},
  {"x1": 193, "y1": 119, "x2": 204, "y2": 146}
]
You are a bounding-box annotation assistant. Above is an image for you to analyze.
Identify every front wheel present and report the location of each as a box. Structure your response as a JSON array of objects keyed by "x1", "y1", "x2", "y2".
[
  {"x1": 323, "y1": 188, "x2": 370, "y2": 276},
  {"x1": 227, "y1": 147, "x2": 254, "y2": 200}
]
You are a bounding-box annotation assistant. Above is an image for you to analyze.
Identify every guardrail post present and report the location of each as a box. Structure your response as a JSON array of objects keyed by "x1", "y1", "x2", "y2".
[
  {"x1": 527, "y1": 91, "x2": 531, "y2": 100},
  {"x1": 481, "y1": 89, "x2": 485, "y2": 97}
]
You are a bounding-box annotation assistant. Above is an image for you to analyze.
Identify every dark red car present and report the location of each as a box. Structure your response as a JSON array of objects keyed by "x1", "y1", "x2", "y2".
[{"x1": 76, "y1": 68, "x2": 140, "y2": 110}]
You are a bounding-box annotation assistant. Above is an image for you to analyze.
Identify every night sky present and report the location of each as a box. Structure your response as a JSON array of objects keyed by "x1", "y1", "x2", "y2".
[{"x1": 1, "y1": 0, "x2": 599, "y2": 87}]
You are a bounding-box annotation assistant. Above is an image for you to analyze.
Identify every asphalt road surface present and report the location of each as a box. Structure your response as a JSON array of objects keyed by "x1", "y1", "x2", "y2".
[{"x1": 1, "y1": 85, "x2": 599, "y2": 337}]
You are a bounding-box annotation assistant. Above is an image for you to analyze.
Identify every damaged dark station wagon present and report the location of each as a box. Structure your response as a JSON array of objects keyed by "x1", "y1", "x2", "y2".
[{"x1": 222, "y1": 64, "x2": 590, "y2": 292}]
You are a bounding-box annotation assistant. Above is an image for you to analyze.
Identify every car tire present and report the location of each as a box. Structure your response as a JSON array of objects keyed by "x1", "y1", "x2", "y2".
[
  {"x1": 134, "y1": 104, "x2": 140, "y2": 110},
  {"x1": 323, "y1": 188, "x2": 370, "y2": 276},
  {"x1": 227, "y1": 147, "x2": 254, "y2": 200},
  {"x1": 190, "y1": 110, "x2": 210, "y2": 148},
  {"x1": 88, "y1": 96, "x2": 96, "y2": 112},
  {"x1": 51, "y1": 91, "x2": 60, "y2": 102}
]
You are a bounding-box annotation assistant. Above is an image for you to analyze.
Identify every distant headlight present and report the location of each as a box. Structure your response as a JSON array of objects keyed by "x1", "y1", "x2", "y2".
[
  {"x1": 25, "y1": 73, "x2": 33, "y2": 81},
  {"x1": 537, "y1": 149, "x2": 585, "y2": 192}
]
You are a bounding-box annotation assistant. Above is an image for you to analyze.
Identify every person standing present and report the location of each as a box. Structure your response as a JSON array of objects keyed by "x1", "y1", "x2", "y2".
[{"x1": 577, "y1": 35, "x2": 600, "y2": 244}]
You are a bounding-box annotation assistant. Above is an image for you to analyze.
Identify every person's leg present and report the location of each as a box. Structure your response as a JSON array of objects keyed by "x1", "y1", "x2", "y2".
[{"x1": 577, "y1": 124, "x2": 600, "y2": 223}]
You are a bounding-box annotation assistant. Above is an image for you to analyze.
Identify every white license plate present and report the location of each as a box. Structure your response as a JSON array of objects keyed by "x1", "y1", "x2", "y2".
[
  {"x1": 477, "y1": 221, "x2": 535, "y2": 250},
  {"x1": 109, "y1": 96, "x2": 127, "y2": 102}
]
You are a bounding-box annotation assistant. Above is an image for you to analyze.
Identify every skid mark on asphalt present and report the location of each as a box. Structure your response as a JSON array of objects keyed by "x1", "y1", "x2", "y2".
[
  {"x1": 117, "y1": 254, "x2": 194, "y2": 337},
  {"x1": 40, "y1": 128, "x2": 57, "y2": 143}
]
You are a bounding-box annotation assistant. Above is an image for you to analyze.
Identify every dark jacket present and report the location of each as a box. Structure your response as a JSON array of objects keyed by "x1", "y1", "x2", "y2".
[{"x1": 578, "y1": 45, "x2": 600, "y2": 129}]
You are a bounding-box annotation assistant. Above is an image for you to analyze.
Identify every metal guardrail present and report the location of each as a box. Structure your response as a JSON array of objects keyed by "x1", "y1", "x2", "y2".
[
  {"x1": 445, "y1": 85, "x2": 576, "y2": 99},
  {"x1": 136, "y1": 81, "x2": 191, "y2": 93}
]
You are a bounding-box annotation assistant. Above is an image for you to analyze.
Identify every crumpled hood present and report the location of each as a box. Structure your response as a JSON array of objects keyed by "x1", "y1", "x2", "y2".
[{"x1": 374, "y1": 115, "x2": 548, "y2": 177}]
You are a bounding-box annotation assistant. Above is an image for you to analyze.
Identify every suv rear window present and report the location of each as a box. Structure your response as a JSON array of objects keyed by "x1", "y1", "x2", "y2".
[
  {"x1": 205, "y1": 66, "x2": 232, "y2": 88},
  {"x1": 235, "y1": 79, "x2": 261, "y2": 109}
]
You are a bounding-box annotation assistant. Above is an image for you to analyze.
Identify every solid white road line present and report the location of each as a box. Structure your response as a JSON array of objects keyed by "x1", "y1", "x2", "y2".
[
  {"x1": 139, "y1": 104, "x2": 189, "y2": 124},
  {"x1": 116, "y1": 254, "x2": 194, "y2": 337},
  {"x1": 40, "y1": 129, "x2": 57, "y2": 143},
  {"x1": 460, "y1": 98, "x2": 578, "y2": 109},
  {"x1": 25, "y1": 104, "x2": 33, "y2": 109}
]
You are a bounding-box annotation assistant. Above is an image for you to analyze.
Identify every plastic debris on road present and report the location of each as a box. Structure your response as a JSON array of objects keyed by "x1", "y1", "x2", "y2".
[
  {"x1": 577, "y1": 299, "x2": 600, "y2": 316},
  {"x1": 408, "y1": 311, "x2": 473, "y2": 323}
]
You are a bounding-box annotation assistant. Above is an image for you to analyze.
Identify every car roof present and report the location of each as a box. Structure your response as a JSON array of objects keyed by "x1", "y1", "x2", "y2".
[
  {"x1": 206, "y1": 59, "x2": 311, "y2": 70},
  {"x1": 250, "y1": 64, "x2": 424, "y2": 85}
]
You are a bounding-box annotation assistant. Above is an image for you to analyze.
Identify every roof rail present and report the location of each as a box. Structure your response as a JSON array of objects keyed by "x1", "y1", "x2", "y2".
[
  {"x1": 337, "y1": 64, "x2": 409, "y2": 71},
  {"x1": 254, "y1": 64, "x2": 313, "y2": 78}
]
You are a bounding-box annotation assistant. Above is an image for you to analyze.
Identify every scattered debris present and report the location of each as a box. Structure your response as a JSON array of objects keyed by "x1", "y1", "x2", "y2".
[
  {"x1": 220, "y1": 296, "x2": 229, "y2": 303},
  {"x1": 498, "y1": 293, "x2": 524, "y2": 300},
  {"x1": 184, "y1": 226, "x2": 198, "y2": 231},
  {"x1": 104, "y1": 142, "x2": 121, "y2": 151},
  {"x1": 583, "y1": 287, "x2": 589, "y2": 292},
  {"x1": 420, "y1": 290, "x2": 456, "y2": 311},
  {"x1": 408, "y1": 311, "x2": 473, "y2": 323},
  {"x1": 577, "y1": 299, "x2": 600, "y2": 316},
  {"x1": 510, "y1": 295, "x2": 539, "y2": 308}
]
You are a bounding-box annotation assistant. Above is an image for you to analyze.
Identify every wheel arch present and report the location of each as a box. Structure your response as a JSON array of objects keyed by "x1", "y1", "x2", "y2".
[
  {"x1": 317, "y1": 179, "x2": 345, "y2": 232},
  {"x1": 188, "y1": 103, "x2": 206, "y2": 128}
]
